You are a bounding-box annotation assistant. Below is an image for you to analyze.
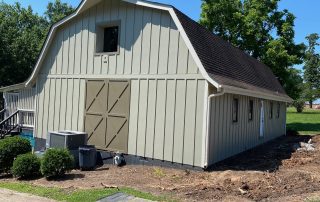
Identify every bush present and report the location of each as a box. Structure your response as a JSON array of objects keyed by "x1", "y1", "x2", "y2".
[
  {"x1": 41, "y1": 148, "x2": 74, "y2": 178},
  {"x1": 11, "y1": 153, "x2": 41, "y2": 179},
  {"x1": 0, "y1": 137, "x2": 32, "y2": 173}
]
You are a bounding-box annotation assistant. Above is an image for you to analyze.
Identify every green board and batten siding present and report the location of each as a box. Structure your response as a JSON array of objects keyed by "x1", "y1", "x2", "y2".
[
  {"x1": 208, "y1": 94, "x2": 286, "y2": 165},
  {"x1": 35, "y1": 0, "x2": 206, "y2": 167}
]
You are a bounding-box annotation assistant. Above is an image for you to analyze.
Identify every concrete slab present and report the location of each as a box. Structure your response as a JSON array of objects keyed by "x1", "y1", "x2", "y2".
[
  {"x1": 97, "y1": 192, "x2": 152, "y2": 202},
  {"x1": 0, "y1": 188, "x2": 56, "y2": 202}
]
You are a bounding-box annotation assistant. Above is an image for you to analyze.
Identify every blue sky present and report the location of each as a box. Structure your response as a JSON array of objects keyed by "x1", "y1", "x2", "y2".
[
  {"x1": 3, "y1": 0, "x2": 320, "y2": 69},
  {"x1": 3, "y1": 0, "x2": 319, "y2": 104}
]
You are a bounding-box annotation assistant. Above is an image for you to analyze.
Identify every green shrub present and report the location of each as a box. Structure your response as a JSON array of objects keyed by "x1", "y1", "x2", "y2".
[
  {"x1": 11, "y1": 153, "x2": 41, "y2": 179},
  {"x1": 0, "y1": 137, "x2": 32, "y2": 173},
  {"x1": 41, "y1": 148, "x2": 74, "y2": 178}
]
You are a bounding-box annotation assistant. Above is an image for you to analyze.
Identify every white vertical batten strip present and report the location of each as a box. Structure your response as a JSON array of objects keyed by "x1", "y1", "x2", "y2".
[
  {"x1": 33, "y1": 84, "x2": 38, "y2": 137},
  {"x1": 201, "y1": 81, "x2": 209, "y2": 168}
]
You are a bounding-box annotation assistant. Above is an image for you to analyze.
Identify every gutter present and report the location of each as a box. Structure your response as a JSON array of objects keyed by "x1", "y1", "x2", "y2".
[{"x1": 204, "y1": 87, "x2": 225, "y2": 168}]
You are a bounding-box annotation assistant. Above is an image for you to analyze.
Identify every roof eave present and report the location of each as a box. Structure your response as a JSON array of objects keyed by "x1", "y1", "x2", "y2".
[
  {"x1": 0, "y1": 83, "x2": 25, "y2": 93},
  {"x1": 221, "y1": 85, "x2": 293, "y2": 103}
]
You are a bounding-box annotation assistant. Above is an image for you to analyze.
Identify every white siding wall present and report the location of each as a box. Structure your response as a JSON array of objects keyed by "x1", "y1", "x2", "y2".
[
  {"x1": 208, "y1": 93, "x2": 287, "y2": 165},
  {"x1": 35, "y1": 77, "x2": 85, "y2": 138},
  {"x1": 35, "y1": 0, "x2": 206, "y2": 167},
  {"x1": 39, "y1": 0, "x2": 199, "y2": 76},
  {"x1": 128, "y1": 79, "x2": 205, "y2": 166}
]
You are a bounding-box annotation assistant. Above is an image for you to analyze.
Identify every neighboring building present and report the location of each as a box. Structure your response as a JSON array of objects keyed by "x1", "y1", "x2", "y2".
[
  {"x1": 305, "y1": 104, "x2": 320, "y2": 109},
  {"x1": 0, "y1": 0, "x2": 292, "y2": 169}
]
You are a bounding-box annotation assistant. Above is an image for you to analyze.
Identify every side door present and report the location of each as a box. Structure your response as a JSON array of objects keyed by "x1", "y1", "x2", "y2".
[{"x1": 84, "y1": 79, "x2": 130, "y2": 153}]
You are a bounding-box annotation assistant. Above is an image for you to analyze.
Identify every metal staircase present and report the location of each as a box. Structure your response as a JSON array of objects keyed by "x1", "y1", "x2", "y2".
[
  {"x1": 0, "y1": 110, "x2": 20, "y2": 139},
  {"x1": 0, "y1": 109, "x2": 35, "y2": 139}
]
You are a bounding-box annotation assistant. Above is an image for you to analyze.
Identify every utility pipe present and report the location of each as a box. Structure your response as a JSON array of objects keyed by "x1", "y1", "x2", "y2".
[{"x1": 204, "y1": 88, "x2": 225, "y2": 168}]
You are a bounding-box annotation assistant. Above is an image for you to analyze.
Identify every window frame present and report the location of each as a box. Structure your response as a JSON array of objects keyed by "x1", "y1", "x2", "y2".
[
  {"x1": 248, "y1": 100, "x2": 254, "y2": 121},
  {"x1": 269, "y1": 101, "x2": 273, "y2": 119},
  {"x1": 232, "y1": 98, "x2": 239, "y2": 123},
  {"x1": 95, "y1": 21, "x2": 121, "y2": 55},
  {"x1": 276, "y1": 102, "x2": 281, "y2": 119}
]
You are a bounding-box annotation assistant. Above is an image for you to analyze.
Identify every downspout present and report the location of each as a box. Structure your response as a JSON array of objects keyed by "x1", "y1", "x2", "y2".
[{"x1": 204, "y1": 87, "x2": 225, "y2": 168}]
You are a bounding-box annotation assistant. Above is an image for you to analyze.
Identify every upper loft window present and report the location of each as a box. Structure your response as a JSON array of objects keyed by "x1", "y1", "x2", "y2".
[
  {"x1": 96, "y1": 22, "x2": 120, "y2": 54},
  {"x1": 103, "y1": 26, "x2": 119, "y2": 52}
]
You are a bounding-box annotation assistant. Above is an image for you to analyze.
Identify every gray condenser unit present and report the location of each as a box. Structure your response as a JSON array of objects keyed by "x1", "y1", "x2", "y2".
[
  {"x1": 46, "y1": 131, "x2": 87, "y2": 150},
  {"x1": 46, "y1": 131, "x2": 88, "y2": 168}
]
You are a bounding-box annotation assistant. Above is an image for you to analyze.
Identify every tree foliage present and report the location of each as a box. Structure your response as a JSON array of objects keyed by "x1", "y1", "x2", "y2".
[
  {"x1": 284, "y1": 68, "x2": 304, "y2": 101},
  {"x1": 0, "y1": 3, "x2": 47, "y2": 87},
  {"x1": 200, "y1": 0, "x2": 305, "y2": 99},
  {"x1": 0, "y1": 1, "x2": 75, "y2": 88},
  {"x1": 303, "y1": 33, "x2": 320, "y2": 107},
  {"x1": 45, "y1": 0, "x2": 75, "y2": 24}
]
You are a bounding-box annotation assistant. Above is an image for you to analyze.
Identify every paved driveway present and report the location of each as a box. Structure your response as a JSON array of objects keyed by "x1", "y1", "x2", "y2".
[{"x1": 0, "y1": 188, "x2": 55, "y2": 202}]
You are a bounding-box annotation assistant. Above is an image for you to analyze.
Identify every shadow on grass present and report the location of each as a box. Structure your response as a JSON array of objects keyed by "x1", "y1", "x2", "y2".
[
  {"x1": 208, "y1": 133, "x2": 312, "y2": 172},
  {"x1": 287, "y1": 111, "x2": 320, "y2": 115},
  {"x1": 18, "y1": 175, "x2": 43, "y2": 181},
  {"x1": 287, "y1": 123, "x2": 320, "y2": 134},
  {"x1": 46, "y1": 173, "x2": 85, "y2": 181}
]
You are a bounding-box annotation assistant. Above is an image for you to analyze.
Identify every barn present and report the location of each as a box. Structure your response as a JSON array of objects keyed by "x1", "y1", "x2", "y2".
[{"x1": 0, "y1": 0, "x2": 292, "y2": 169}]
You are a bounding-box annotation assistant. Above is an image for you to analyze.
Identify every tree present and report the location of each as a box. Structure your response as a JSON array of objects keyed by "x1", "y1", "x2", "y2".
[
  {"x1": 0, "y1": 1, "x2": 75, "y2": 88},
  {"x1": 0, "y1": 3, "x2": 48, "y2": 87},
  {"x1": 200, "y1": 0, "x2": 305, "y2": 99},
  {"x1": 45, "y1": 0, "x2": 75, "y2": 24},
  {"x1": 303, "y1": 33, "x2": 320, "y2": 108},
  {"x1": 285, "y1": 68, "x2": 305, "y2": 113},
  {"x1": 284, "y1": 68, "x2": 304, "y2": 101},
  {"x1": 0, "y1": 1, "x2": 75, "y2": 109}
]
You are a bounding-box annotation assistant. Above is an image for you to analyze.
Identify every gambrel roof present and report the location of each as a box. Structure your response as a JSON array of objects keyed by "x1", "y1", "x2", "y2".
[
  {"x1": 174, "y1": 8, "x2": 290, "y2": 99},
  {"x1": 2, "y1": 0, "x2": 292, "y2": 102}
]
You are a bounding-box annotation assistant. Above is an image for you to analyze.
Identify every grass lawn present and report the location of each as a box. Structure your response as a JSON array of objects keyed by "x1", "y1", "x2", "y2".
[
  {"x1": 287, "y1": 107, "x2": 320, "y2": 135},
  {"x1": 0, "y1": 182, "x2": 170, "y2": 202}
]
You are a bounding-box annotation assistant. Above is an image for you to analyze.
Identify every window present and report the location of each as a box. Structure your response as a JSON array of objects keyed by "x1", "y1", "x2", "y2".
[
  {"x1": 269, "y1": 102, "x2": 273, "y2": 119},
  {"x1": 248, "y1": 100, "x2": 254, "y2": 121},
  {"x1": 276, "y1": 103, "x2": 280, "y2": 118},
  {"x1": 103, "y1": 26, "x2": 119, "y2": 52},
  {"x1": 96, "y1": 22, "x2": 120, "y2": 54},
  {"x1": 232, "y1": 98, "x2": 239, "y2": 123}
]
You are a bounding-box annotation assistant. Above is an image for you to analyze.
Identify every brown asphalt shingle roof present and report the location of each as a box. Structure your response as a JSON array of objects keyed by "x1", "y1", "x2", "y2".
[{"x1": 173, "y1": 8, "x2": 289, "y2": 97}]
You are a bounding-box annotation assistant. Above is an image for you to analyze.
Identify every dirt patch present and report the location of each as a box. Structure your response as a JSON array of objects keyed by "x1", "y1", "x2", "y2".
[{"x1": 2, "y1": 134, "x2": 320, "y2": 201}]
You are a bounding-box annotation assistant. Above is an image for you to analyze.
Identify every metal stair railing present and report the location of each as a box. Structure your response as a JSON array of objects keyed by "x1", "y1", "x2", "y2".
[
  {"x1": 0, "y1": 110, "x2": 19, "y2": 139},
  {"x1": 18, "y1": 109, "x2": 35, "y2": 128},
  {"x1": 0, "y1": 109, "x2": 5, "y2": 122}
]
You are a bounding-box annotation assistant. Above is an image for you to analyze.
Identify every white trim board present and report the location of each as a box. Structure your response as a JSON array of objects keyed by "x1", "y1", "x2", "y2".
[{"x1": 40, "y1": 74, "x2": 204, "y2": 80}]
